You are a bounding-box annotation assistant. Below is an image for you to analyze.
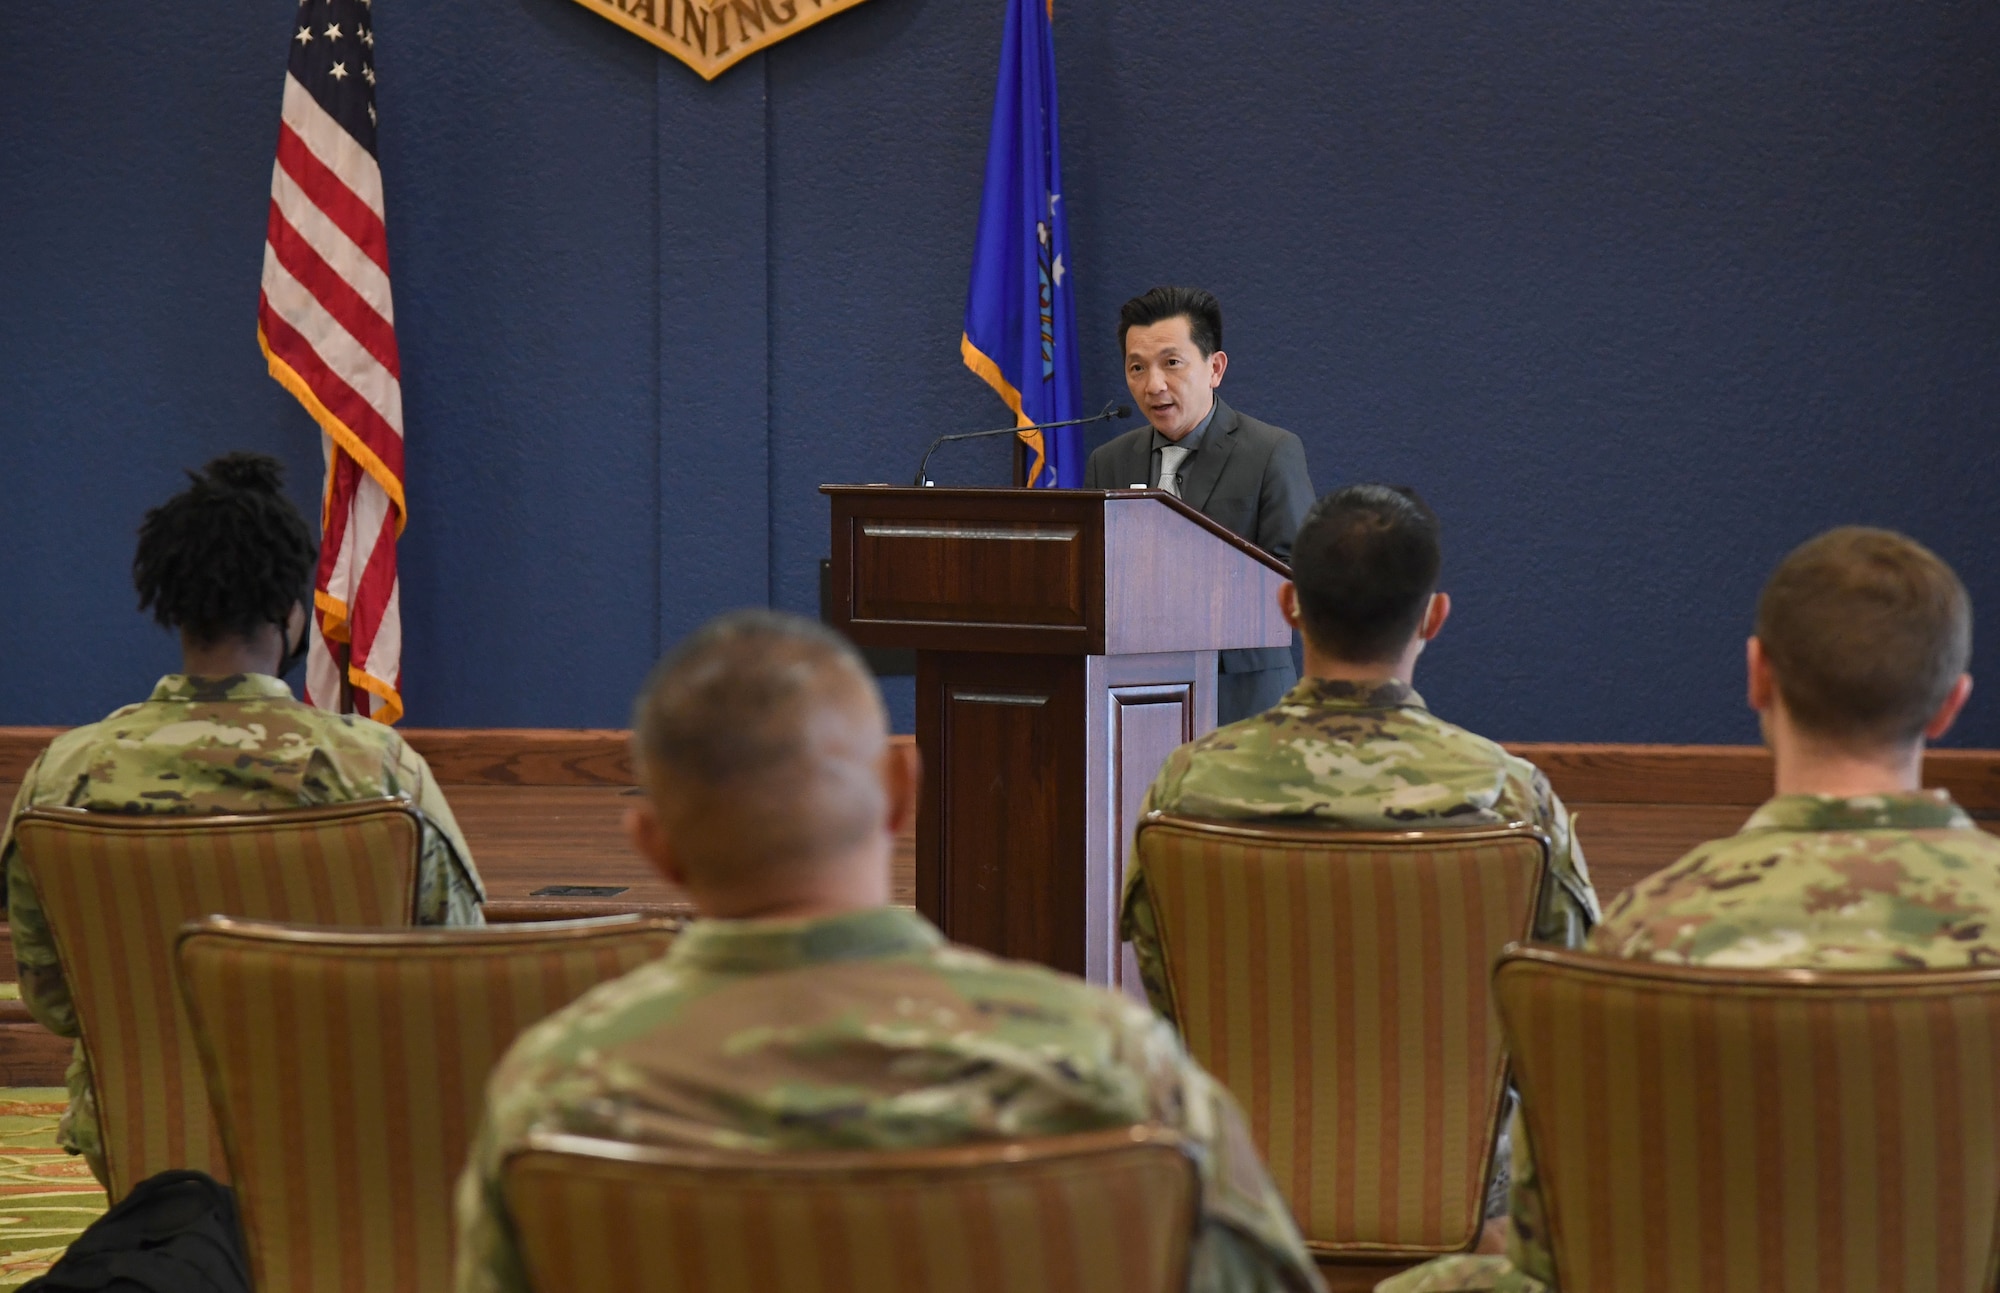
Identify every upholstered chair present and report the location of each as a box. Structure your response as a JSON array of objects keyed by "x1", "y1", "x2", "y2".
[
  {"x1": 1495, "y1": 946, "x2": 2000, "y2": 1293},
  {"x1": 175, "y1": 912, "x2": 680, "y2": 1293},
  {"x1": 1132, "y1": 814, "x2": 1549, "y2": 1286},
  {"x1": 502, "y1": 1124, "x2": 1201, "y2": 1293},
  {"x1": 11, "y1": 799, "x2": 425, "y2": 1198}
]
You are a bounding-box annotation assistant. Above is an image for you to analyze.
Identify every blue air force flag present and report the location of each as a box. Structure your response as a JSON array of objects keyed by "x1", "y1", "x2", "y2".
[{"x1": 961, "y1": 0, "x2": 1082, "y2": 489}]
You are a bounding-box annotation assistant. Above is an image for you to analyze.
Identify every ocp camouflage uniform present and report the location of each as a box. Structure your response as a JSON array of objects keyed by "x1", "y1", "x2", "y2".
[
  {"x1": 1122, "y1": 678, "x2": 1599, "y2": 1023},
  {"x1": 1381, "y1": 789, "x2": 2000, "y2": 1293},
  {"x1": 0, "y1": 674, "x2": 485, "y2": 1177},
  {"x1": 454, "y1": 907, "x2": 1326, "y2": 1293}
]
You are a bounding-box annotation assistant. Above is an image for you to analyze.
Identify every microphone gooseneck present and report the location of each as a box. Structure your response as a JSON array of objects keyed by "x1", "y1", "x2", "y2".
[{"x1": 914, "y1": 401, "x2": 1130, "y2": 486}]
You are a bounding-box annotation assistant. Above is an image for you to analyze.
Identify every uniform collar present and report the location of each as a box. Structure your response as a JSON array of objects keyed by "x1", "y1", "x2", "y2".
[
  {"x1": 147, "y1": 674, "x2": 297, "y2": 704},
  {"x1": 1741, "y1": 789, "x2": 1973, "y2": 833},
  {"x1": 1277, "y1": 676, "x2": 1428, "y2": 713},
  {"x1": 667, "y1": 906, "x2": 944, "y2": 974}
]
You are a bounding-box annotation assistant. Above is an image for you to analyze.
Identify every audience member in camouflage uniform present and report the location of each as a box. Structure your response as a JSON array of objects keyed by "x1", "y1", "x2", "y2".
[
  {"x1": 1125, "y1": 485, "x2": 1600, "y2": 1024},
  {"x1": 455, "y1": 611, "x2": 1324, "y2": 1293},
  {"x1": 0, "y1": 454, "x2": 482, "y2": 1184},
  {"x1": 1384, "y1": 526, "x2": 1992, "y2": 1293}
]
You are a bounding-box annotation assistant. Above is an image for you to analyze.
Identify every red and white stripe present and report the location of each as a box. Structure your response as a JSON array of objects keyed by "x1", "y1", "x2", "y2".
[{"x1": 258, "y1": 72, "x2": 406, "y2": 723}]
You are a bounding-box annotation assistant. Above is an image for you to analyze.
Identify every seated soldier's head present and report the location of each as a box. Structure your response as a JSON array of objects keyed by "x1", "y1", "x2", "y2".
[
  {"x1": 624, "y1": 610, "x2": 919, "y2": 920},
  {"x1": 1280, "y1": 483, "x2": 1450, "y2": 681},
  {"x1": 133, "y1": 452, "x2": 316, "y2": 678},
  {"x1": 1751, "y1": 527, "x2": 1973, "y2": 769}
]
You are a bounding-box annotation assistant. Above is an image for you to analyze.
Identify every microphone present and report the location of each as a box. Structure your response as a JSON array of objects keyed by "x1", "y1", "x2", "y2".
[{"x1": 914, "y1": 402, "x2": 1133, "y2": 486}]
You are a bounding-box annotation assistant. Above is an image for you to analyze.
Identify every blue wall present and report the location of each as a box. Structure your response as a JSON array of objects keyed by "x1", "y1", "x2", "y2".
[{"x1": 5, "y1": 0, "x2": 1997, "y2": 745}]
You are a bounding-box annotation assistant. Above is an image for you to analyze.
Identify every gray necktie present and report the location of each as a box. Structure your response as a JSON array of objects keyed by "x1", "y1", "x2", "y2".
[{"x1": 1158, "y1": 445, "x2": 1191, "y2": 498}]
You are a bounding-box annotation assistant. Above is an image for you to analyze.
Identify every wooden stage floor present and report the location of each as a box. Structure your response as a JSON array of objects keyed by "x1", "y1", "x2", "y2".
[
  {"x1": 405, "y1": 737, "x2": 2000, "y2": 925},
  {"x1": 457, "y1": 784, "x2": 917, "y2": 922}
]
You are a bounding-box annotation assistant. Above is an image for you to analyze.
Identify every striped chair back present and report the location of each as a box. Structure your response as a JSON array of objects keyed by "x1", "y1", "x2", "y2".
[
  {"x1": 501, "y1": 1125, "x2": 1200, "y2": 1293},
  {"x1": 1132, "y1": 814, "x2": 1549, "y2": 1262},
  {"x1": 176, "y1": 913, "x2": 680, "y2": 1293},
  {"x1": 12, "y1": 800, "x2": 424, "y2": 1200},
  {"x1": 1495, "y1": 948, "x2": 2000, "y2": 1293}
]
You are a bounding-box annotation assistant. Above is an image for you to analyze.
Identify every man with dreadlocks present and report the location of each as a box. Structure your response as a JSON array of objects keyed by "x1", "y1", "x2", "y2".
[{"x1": 0, "y1": 452, "x2": 485, "y2": 1184}]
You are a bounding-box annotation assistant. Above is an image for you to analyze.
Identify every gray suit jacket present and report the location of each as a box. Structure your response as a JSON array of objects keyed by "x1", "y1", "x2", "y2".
[{"x1": 1083, "y1": 397, "x2": 1316, "y2": 673}]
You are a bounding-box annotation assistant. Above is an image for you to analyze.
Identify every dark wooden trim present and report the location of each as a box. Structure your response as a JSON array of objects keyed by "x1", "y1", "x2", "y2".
[
  {"x1": 398, "y1": 728, "x2": 635, "y2": 786},
  {"x1": 0, "y1": 981, "x2": 59, "y2": 1085},
  {"x1": 0, "y1": 1023, "x2": 71, "y2": 1086},
  {"x1": 483, "y1": 898, "x2": 691, "y2": 923},
  {"x1": 182, "y1": 911, "x2": 684, "y2": 947},
  {"x1": 21, "y1": 798, "x2": 424, "y2": 832},
  {"x1": 517, "y1": 1120, "x2": 1198, "y2": 1176},
  {"x1": 0, "y1": 729, "x2": 65, "y2": 782},
  {"x1": 1142, "y1": 815, "x2": 1553, "y2": 850},
  {"x1": 9, "y1": 726, "x2": 2000, "y2": 808},
  {"x1": 1500, "y1": 942, "x2": 2000, "y2": 990},
  {"x1": 1504, "y1": 743, "x2": 1774, "y2": 806},
  {"x1": 1505, "y1": 743, "x2": 2000, "y2": 814}
]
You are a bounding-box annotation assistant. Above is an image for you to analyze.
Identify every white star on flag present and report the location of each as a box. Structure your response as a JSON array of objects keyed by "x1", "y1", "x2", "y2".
[
  {"x1": 329, "y1": 61, "x2": 348, "y2": 80},
  {"x1": 1053, "y1": 254, "x2": 1066, "y2": 286},
  {"x1": 363, "y1": 64, "x2": 376, "y2": 84},
  {"x1": 324, "y1": 22, "x2": 343, "y2": 39},
  {"x1": 368, "y1": 102, "x2": 377, "y2": 123},
  {"x1": 295, "y1": 25, "x2": 312, "y2": 43},
  {"x1": 361, "y1": 29, "x2": 374, "y2": 46}
]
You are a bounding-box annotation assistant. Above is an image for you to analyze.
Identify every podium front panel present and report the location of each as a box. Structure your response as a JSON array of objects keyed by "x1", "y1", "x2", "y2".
[
  {"x1": 918, "y1": 653, "x2": 1089, "y2": 973},
  {"x1": 854, "y1": 518, "x2": 1089, "y2": 630},
  {"x1": 916, "y1": 648, "x2": 1216, "y2": 983},
  {"x1": 830, "y1": 490, "x2": 1107, "y2": 655}
]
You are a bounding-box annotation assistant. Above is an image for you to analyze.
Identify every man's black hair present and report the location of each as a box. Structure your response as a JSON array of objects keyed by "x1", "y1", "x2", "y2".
[
  {"x1": 132, "y1": 452, "x2": 316, "y2": 645},
  {"x1": 1290, "y1": 484, "x2": 1443, "y2": 664},
  {"x1": 1118, "y1": 286, "x2": 1223, "y2": 357}
]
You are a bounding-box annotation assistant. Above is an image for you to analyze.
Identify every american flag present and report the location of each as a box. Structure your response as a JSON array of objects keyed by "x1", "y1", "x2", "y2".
[{"x1": 258, "y1": 0, "x2": 406, "y2": 723}]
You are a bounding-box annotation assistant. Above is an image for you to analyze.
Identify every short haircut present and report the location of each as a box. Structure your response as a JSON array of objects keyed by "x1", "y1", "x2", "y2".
[
  {"x1": 1756, "y1": 527, "x2": 1972, "y2": 746},
  {"x1": 1289, "y1": 485, "x2": 1443, "y2": 664},
  {"x1": 1119, "y1": 286, "x2": 1223, "y2": 357},
  {"x1": 132, "y1": 452, "x2": 316, "y2": 646},
  {"x1": 631, "y1": 610, "x2": 887, "y2": 876}
]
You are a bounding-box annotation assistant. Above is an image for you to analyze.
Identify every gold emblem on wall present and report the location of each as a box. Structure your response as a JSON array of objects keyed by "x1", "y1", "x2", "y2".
[{"x1": 572, "y1": 0, "x2": 873, "y2": 80}]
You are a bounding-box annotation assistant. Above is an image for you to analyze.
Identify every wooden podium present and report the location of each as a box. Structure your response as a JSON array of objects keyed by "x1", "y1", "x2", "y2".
[{"x1": 823, "y1": 486, "x2": 1292, "y2": 988}]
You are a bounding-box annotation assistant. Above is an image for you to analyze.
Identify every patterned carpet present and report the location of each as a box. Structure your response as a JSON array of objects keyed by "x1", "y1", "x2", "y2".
[{"x1": 0, "y1": 1089, "x2": 106, "y2": 1288}]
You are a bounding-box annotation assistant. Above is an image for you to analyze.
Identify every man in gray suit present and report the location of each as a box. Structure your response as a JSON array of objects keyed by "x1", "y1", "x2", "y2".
[{"x1": 1083, "y1": 286, "x2": 1317, "y2": 724}]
